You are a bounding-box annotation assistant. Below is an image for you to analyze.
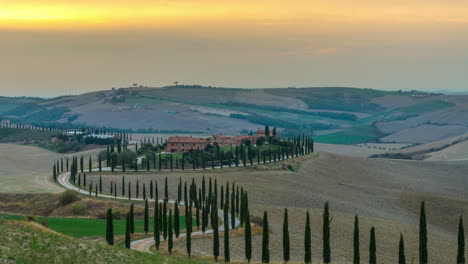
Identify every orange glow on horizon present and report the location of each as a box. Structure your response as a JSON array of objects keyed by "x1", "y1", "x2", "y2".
[{"x1": 1, "y1": 1, "x2": 468, "y2": 31}]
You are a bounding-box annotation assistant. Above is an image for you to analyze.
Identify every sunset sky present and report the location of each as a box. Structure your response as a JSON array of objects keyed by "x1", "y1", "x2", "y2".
[{"x1": 1, "y1": 0, "x2": 467, "y2": 96}]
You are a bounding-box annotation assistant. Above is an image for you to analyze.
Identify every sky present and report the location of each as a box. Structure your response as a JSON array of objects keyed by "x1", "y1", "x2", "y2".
[{"x1": 0, "y1": 0, "x2": 467, "y2": 97}]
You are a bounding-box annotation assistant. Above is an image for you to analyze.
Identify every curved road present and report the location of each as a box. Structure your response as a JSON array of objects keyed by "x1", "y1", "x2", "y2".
[{"x1": 58, "y1": 172, "x2": 240, "y2": 253}]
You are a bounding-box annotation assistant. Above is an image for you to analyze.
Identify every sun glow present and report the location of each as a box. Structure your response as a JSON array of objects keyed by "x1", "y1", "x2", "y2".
[{"x1": 1, "y1": 0, "x2": 467, "y2": 30}]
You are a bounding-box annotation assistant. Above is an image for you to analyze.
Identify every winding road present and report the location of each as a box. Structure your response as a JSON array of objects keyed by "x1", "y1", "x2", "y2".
[{"x1": 58, "y1": 171, "x2": 240, "y2": 253}]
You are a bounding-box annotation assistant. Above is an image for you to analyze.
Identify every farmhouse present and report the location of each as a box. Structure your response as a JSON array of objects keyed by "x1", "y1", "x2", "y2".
[
  {"x1": 230, "y1": 135, "x2": 257, "y2": 145},
  {"x1": 165, "y1": 136, "x2": 208, "y2": 153},
  {"x1": 208, "y1": 135, "x2": 231, "y2": 147}
]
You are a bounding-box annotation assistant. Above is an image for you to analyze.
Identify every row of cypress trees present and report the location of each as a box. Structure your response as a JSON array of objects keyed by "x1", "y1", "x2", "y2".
[{"x1": 99, "y1": 178, "x2": 463, "y2": 264}]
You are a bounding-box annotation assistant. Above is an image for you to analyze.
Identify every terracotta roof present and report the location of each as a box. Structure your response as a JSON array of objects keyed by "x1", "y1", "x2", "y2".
[
  {"x1": 212, "y1": 135, "x2": 230, "y2": 139},
  {"x1": 167, "y1": 136, "x2": 207, "y2": 143},
  {"x1": 231, "y1": 135, "x2": 255, "y2": 140}
]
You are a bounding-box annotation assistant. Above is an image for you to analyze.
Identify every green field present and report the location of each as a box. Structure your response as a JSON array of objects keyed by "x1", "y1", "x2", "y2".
[
  {"x1": 314, "y1": 125, "x2": 380, "y2": 145},
  {"x1": 398, "y1": 100, "x2": 455, "y2": 114},
  {"x1": 0, "y1": 214, "x2": 192, "y2": 237}
]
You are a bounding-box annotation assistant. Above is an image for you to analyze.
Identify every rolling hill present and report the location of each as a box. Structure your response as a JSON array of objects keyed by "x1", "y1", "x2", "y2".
[{"x1": 1, "y1": 86, "x2": 467, "y2": 145}]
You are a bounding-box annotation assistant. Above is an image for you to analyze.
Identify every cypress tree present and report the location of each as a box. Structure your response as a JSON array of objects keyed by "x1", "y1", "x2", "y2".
[
  {"x1": 165, "y1": 177, "x2": 169, "y2": 200},
  {"x1": 130, "y1": 204, "x2": 135, "y2": 235},
  {"x1": 163, "y1": 200, "x2": 168, "y2": 240},
  {"x1": 143, "y1": 183, "x2": 146, "y2": 200},
  {"x1": 89, "y1": 156, "x2": 92, "y2": 172},
  {"x1": 144, "y1": 199, "x2": 149, "y2": 234},
  {"x1": 99, "y1": 155, "x2": 102, "y2": 172},
  {"x1": 354, "y1": 215, "x2": 360, "y2": 264},
  {"x1": 458, "y1": 216, "x2": 465, "y2": 264},
  {"x1": 419, "y1": 201, "x2": 428, "y2": 264},
  {"x1": 186, "y1": 203, "x2": 192, "y2": 257},
  {"x1": 262, "y1": 211, "x2": 270, "y2": 263},
  {"x1": 230, "y1": 189, "x2": 235, "y2": 229},
  {"x1": 224, "y1": 199, "x2": 230, "y2": 262},
  {"x1": 122, "y1": 176, "x2": 125, "y2": 196},
  {"x1": 178, "y1": 178, "x2": 182, "y2": 201},
  {"x1": 168, "y1": 210, "x2": 173, "y2": 254},
  {"x1": 150, "y1": 180, "x2": 153, "y2": 199},
  {"x1": 213, "y1": 196, "x2": 220, "y2": 261},
  {"x1": 99, "y1": 176, "x2": 102, "y2": 193},
  {"x1": 174, "y1": 201, "x2": 180, "y2": 238},
  {"x1": 283, "y1": 208, "x2": 290, "y2": 263},
  {"x1": 106, "y1": 208, "x2": 114, "y2": 245},
  {"x1": 323, "y1": 202, "x2": 331, "y2": 264},
  {"x1": 53, "y1": 164, "x2": 57, "y2": 182},
  {"x1": 154, "y1": 202, "x2": 161, "y2": 250},
  {"x1": 399, "y1": 233, "x2": 406, "y2": 264},
  {"x1": 128, "y1": 182, "x2": 131, "y2": 200},
  {"x1": 125, "y1": 213, "x2": 131, "y2": 249},
  {"x1": 245, "y1": 210, "x2": 252, "y2": 263},
  {"x1": 305, "y1": 211, "x2": 312, "y2": 264},
  {"x1": 84, "y1": 173, "x2": 86, "y2": 186},
  {"x1": 369, "y1": 227, "x2": 376, "y2": 264}
]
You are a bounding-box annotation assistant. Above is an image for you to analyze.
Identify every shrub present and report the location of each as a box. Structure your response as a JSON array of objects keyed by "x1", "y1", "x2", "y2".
[
  {"x1": 112, "y1": 210, "x2": 125, "y2": 220},
  {"x1": 71, "y1": 204, "x2": 87, "y2": 215},
  {"x1": 25, "y1": 216, "x2": 36, "y2": 222},
  {"x1": 59, "y1": 190, "x2": 80, "y2": 206}
]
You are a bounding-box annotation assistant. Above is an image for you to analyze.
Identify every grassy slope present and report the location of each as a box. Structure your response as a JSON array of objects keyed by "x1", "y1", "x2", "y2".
[
  {"x1": 0, "y1": 128, "x2": 57, "y2": 143},
  {"x1": 0, "y1": 214, "x2": 190, "y2": 237},
  {"x1": 0, "y1": 220, "x2": 210, "y2": 264},
  {"x1": 313, "y1": 125, "x2": 381, "y2": 144}
]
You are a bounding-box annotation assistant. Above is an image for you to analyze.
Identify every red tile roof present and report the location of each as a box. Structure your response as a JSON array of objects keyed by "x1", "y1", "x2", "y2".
[{"x1": 167, "y1": 136, "x2": 207, "y2": 143}]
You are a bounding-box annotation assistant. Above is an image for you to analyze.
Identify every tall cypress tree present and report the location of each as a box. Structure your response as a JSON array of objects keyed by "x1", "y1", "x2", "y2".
[
  {"x1": 163, "y1": 200, "x2": 168, "y2": 240},
  {"x1": 168, "y1": 210, "x2": 173, "y2": 254},
  {"x1": 154, "y1": 202, "x2": 160, "y2": 250},
  {"x1": 125, "y1": 213, "x2": 131, "y2": 249},
  {"x1": 419, "y1": 201, "x2": 428, "y2": 264},
  {"x1": 178, "y1": 178, "x2": 182, "y2": 201},
  {"x1": 323, "y1": 202, "x2": 331, "y2": 264},
  {"x1": 283, "y1": 208, "x2": 290, "y2": 263},
  {"x1": 99, "y1": 176, "x2": 102, "y2": 193},
  {"x1": 224, "y1": 199, "x2": 230, "y2": 262},
  {"x1": 144, "y1": 199, "x2": 149, "y2": 234},
  {"x1": 458, "y1": 216, "x2": 465, "y2": 264},
  {"x1": 187, "y1": 204, "x2": 192, "y2": 257},
  {"x1": 165, "y1": 177, "x2": 169, "y2": 200},
  {"x1": 89, "y1": 156, "x2": 92, "y2": 172},
  {"x1": 143, "y1": 183, "x2": 146, "y2": 200},
  {"x1": 174, "y1": 201, "x2": 180, "y2": 238},
  {"x1": 213, "y1": 195, "x2": 220, "y2": 261},
  {"x1": 369, "y1": 227, "x2": 376, "y2": 264},
  {"x1": 106, "y1": 208, "x2": 114, "y2": 245},
  {"x1": 245, "y1": 210, "x2": 252, "y2": 263},
  {"x1": 136, "y1": 180, "x2": 139, "y2": 199},
  {"x1": 399, "y1": 233, "x2": 406, "y2": 264},
  {"x1": 130, "y1": 204, "x2": 135, "y2": 235},
  {"x1": 354, "y1": 215, "x2": 360, "y2": 264},
  {"x1": 98, "y1": 155, "x2": 102, "y2": 172},
  {"x1": 262, "y1": 211, "x2": 270, "y2": 263},
  {"x1": 122, "y1": 176, "x2": 125, "y2": 197},
  {"x1": 304, "y1": 211, "x2": 312, "y2": 263}
]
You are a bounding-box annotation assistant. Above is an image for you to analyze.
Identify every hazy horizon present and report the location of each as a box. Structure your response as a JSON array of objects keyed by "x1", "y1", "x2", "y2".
[{"x1": 1, "y1": 0, "x2": 468, "y2": 97}]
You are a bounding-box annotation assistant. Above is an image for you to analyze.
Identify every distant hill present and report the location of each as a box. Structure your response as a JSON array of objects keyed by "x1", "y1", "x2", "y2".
[{"x1": 2, "y1": 86, "x2": 467, "y2": 145}]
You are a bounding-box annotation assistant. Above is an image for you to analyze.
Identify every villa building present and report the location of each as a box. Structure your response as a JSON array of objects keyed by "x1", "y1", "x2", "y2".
[{"x1": 165, "y1": 136, "x2": 208, "y2": 153}]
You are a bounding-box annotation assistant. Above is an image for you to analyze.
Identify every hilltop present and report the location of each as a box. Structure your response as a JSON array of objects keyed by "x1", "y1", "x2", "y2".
[{"x1": 1, "y1": 86, "x2": 468, "y2": 147}]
